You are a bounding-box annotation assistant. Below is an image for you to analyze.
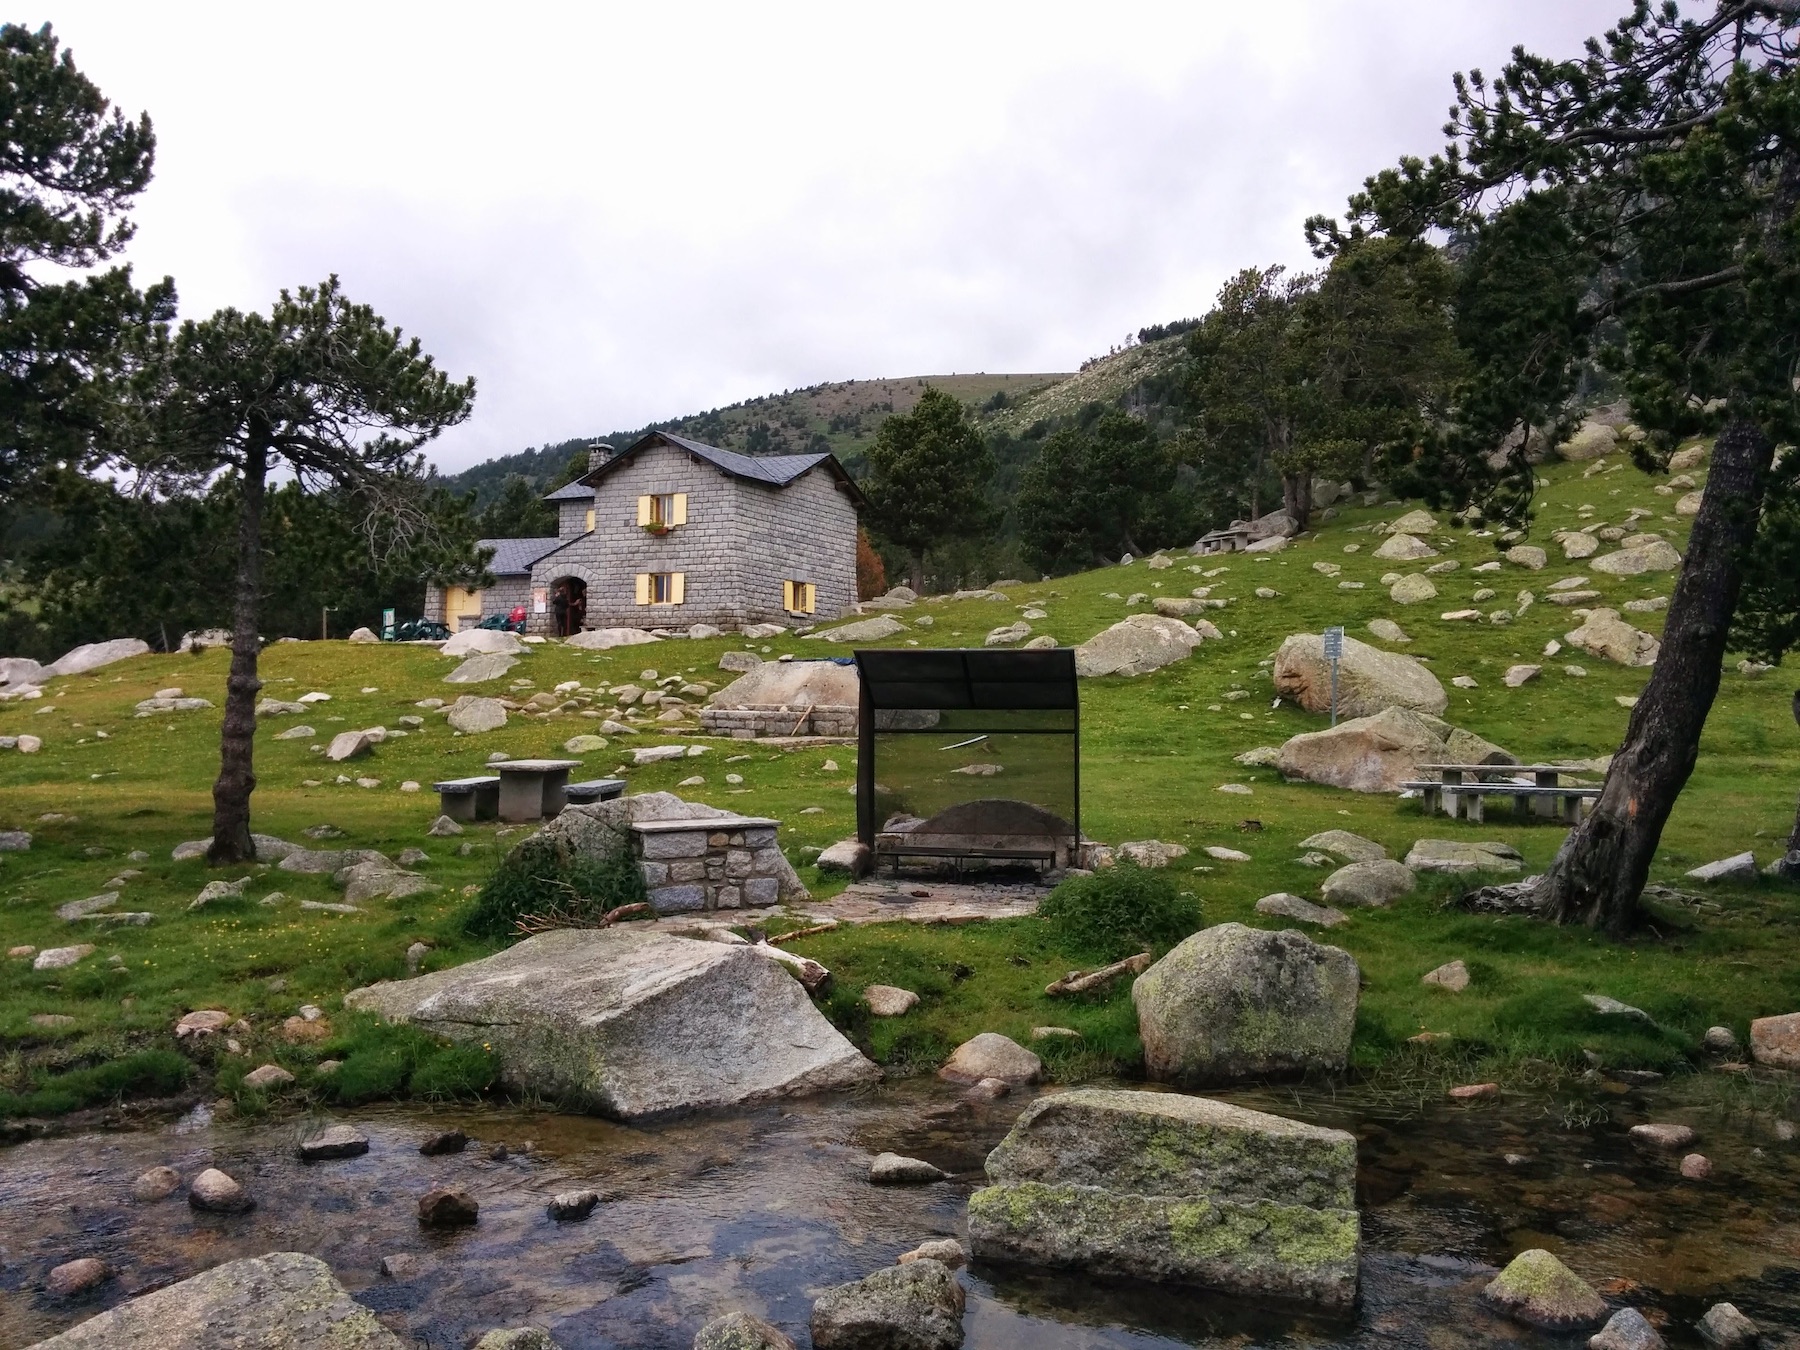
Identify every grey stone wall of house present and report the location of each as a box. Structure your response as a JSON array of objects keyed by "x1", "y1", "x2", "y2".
[
  {"x1": 735, "y1": 465, "x2": 859, "y2": 624},
  {"x1": 631, "y1": 817, "x2": 786, "y2": 911},
  {"x1": 556, "y1": 499, "x2": 590, "y2": 539},
  {"x1": 529, "y1": 442, "x2": 751, "y2": 631},
  {"x1": 424, "y1": 574, "x2": 531, "y2": 627},
  {"x1": 526, "y1": 443, "x2": 860, "y2": 632}
]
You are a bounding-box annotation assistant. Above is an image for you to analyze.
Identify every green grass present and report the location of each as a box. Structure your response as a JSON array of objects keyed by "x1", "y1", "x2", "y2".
[{"x1": 2, "y1": 445, "x2": 1797, "y2": 1115}]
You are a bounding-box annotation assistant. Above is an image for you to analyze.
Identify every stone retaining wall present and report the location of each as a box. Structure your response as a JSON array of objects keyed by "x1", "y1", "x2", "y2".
[
  {"x1": 632, "y1": 816, "x2": 788, "y2": 911},
  {"x1": 700, "y1": 704, "x2": 857, "y2": 739}
]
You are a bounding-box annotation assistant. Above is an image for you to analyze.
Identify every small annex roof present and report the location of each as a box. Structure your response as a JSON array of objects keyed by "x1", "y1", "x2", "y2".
[
  {"x1": 480, "y1": 537, "x2": 560, "y2": 576},
  {"x1": 543, "y1": 480, "x2": 594, "y2": 502},
  {"x1": 580, "y1": 430, "x2": 867, "y2": 508}
]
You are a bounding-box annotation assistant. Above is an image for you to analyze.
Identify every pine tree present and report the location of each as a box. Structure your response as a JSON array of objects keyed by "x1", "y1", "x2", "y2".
[
  {"x1": 1308, "y1": 1, "x2": 1800, "y2": 932},
  {"x1": 861, "y1": 386, "x2": 994, "y2": 591},
  {"x1": 132, "y1": 278, "x2": 475, "y2": 864}
]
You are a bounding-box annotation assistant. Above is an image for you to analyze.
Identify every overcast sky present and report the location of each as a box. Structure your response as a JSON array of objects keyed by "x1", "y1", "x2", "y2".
[{"x1": 44, "y1": 1, "x2": 1627, "y2": 473}]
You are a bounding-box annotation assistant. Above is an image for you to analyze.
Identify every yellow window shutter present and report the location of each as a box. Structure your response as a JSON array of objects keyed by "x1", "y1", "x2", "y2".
[
  {"x1": 671, "y1": 572, "x2": 686, "y2": 604},
  {"x1": 671, "y1": 492, "x2": 688, "y2": 526},
  {"x1": 636, "y1": 495, "x2": 652, "y2": 526},
  {"x1": 585, "y1": 508, "x2": 595, "y2": 532},
  {"x1": 782, "y1": 580, "x2": 794, "y2": 610},
  {"x1": 804, "y1": 583, "x2": 816, "y2": 614},
  {"x1": 635, "y1": 573, "x2": 650, "y2": 605}
]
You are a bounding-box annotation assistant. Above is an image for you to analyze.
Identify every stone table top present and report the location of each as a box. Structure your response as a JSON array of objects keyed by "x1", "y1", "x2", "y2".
[
  {"x1": 630, "y1": 815, "x2": 778, "y2": 834},
  {"x1": 491, "y1": 759, "x2": 583, "y2": 772}
]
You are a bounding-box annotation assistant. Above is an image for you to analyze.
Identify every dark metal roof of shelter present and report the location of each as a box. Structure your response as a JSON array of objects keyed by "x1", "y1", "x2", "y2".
[
  {"x1": 579, "y1": 430, "x2": 868, "y2": 509},
  {"x1": 479, "y1": 537, "x2": 560, "y2": 576},
  {"x1": 853, "y1": 647, "x2": 1078, "y2": 712}
]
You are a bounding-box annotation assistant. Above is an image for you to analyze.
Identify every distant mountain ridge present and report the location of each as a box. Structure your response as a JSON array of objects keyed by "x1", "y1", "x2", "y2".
[{"x1": 433, "y1": 331, "x2": 1195, "y2": 509}]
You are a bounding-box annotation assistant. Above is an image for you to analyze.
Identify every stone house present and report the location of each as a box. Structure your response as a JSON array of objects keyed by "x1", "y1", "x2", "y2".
[{"x1": 426, "y1": 432, "x2": 865, "y2": 635}]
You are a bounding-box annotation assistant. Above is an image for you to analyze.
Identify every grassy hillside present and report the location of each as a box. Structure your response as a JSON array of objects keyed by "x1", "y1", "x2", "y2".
[{"x1": 3, "y1": 446, "x2": 1795, "y2": 1121}]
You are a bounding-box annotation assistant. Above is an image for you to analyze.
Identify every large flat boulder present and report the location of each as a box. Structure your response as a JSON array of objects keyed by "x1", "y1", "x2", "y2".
[
  {"x1": 1591, "y1": 538, "x2": 1682, "y2": 576},
  {"x1": 440, "y1": 628, "x2": 523, "y2": 657},
  {"x1": 1276, "y1": 706, "x2": 1449, "y2": 793},
  {"x1": 24, "y1": 1251, "x2": 402, "y2": 1348},
  {"x1": 46, "y1": 638, "x2": 150, "y2": 678},
  {"x1": 1565, "y1": 609, "x2": 1660, "y2": 667},
  {"x1": 709, "y1": 660, "x2": 859, "y2": 709},
  {"x1": 444, "y1": 653, "x2": 518, "y2": 684},
  {"x1": 1132, "y1": 923, "x2": 1359, "y2": 1083},
  {"x1": 803, "y1": 616, "x2": 906, "y2": 643},
  {"x1": 0, "y1": 656, "x2": 45, "y2": 688},
  {"x1": 1075, "y1": 614, "x2": 1205, "y2": 678},
  {"x1": 344, "y1": 928, "x2": 874, "y2": 1119},
  {"x1": 968, "y1": 1088, "x2": 1358, "y2": 1310},
  {"x1": 565, "y1": 627, "x2": 661, "y2": 650},
  {"x1": 1273, "y1": 633, "x2": 1446, "y2": 719}
]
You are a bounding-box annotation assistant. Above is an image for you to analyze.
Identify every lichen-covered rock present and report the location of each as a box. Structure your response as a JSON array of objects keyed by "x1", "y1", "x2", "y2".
[
  {"x1": 1482, "y1": 1249, "x2": 1607, "y2": 1331},
  {"x1": 968, "y1": 1088, "x2": 1359, "y2": 1310},
  {"x1": 1133, "y1": 924, "x2": 1359, "y2": 1083},
  {"x1": 810, "y1": 1260, "x2": 964, "y2": 1350},
  {"x1": 1074, "y1": 613, "x2": 1207, "y2": 677},
  {"x1": 1696, "y1": 1302, "x2": 1760, "y2": 1349},
  {"x1": 1272, "y1": 633, "x2": 1446, "y2": 719},
  {"x1": 803, "y1": 615, "x2": 908, "y2": 643},
  {"x1": 472, "y1": 1330, "x2": 561, "y2": 1350},
  {"x1": 694, "y1": 1311, "x2": 796, "y2": 1350},
  {"x1": 1297, "y1": 830, "x2": 1387, "y2": 863},
  {"x1": 345, "y1": 928, "x2": 876, "y2": 1119},
  {"x1": 1320, "y1": 859, "x2": 1417, "y2": 908},
  {"x1": 1566, "y1": 608, "x2": 1661, "y2": 667},
  {"x1": 1276, "y1": 706, "x2": 1449, "y2": 793},
  {"x1": 23, "y1": 1251, "x2": 402, "y2": 1348},
  {"x1": 1589, "y1": 1307, "x2": 1665, "y2": 1350},
  {"x1": 1404, "y1": 839, "x2": 1524, "y2": 874},
  {"x1": 938, "y1": 1032, "x2": 1041, "y2": 1086}
]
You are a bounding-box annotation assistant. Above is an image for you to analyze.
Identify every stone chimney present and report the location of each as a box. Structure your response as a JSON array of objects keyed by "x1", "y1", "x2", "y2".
[{"x1": 588, "y1": 442, "x2": 615, "y2": 474}]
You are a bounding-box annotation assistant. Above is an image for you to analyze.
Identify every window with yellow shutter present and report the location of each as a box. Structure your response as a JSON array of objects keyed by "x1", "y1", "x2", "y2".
[
  {"x1": 639, "y1": 493, "x2": 684, "y2": 532},
  {"x1": 783, "y1": 580, "x2": 815, "y2": 614},
  {"x1": 584, "y1": 508, "x2": 595, "y2": 532},
  {"x1": 640, "y1": 573, "x2": 683, "y2": 605}
]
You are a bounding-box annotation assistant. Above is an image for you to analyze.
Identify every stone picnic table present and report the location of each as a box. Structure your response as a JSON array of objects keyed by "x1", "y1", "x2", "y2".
[
  {"x1": 1405, "y1": 762, "x2": 1602, "y2": 823},
  {"x1": 492, "y1": 758, "x2": 583, "y2": 822}
]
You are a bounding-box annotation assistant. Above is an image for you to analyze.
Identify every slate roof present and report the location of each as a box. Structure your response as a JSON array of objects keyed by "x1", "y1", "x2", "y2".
[
  {"x1": 579, "y1": 430, "x2": 867, "y2": 508},
  {"x1": 480, "y1": 537, "x2": 560, "y2": 576},
  {"x1": 543, "y1": 480, "x2": 594, "y2": 502}
]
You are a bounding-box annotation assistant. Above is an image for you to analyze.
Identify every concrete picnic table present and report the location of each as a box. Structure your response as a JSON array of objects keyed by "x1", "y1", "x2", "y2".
[
  {"x1": 1411, "y1": 763, "x2": 1601, "y2": 822},
  {"x1": 490, "y1": 758, "x2": 583, "y2": 822}
]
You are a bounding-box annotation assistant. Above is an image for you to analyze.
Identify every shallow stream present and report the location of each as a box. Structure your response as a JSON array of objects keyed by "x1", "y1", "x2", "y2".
[{"x1": 1, "y1": 1076, "x2": 1797, "y2": 1348}]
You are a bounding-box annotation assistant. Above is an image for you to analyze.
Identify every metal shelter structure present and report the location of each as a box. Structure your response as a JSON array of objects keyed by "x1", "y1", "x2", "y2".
[{"x1": 853, "y1": 647, "x2": 1080, "y2": 872}]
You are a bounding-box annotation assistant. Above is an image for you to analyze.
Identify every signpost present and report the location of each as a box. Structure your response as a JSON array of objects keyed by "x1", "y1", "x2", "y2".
[
  {"x1": 382, "y1": 607, "x2": 396, "y2": 641},
  {"x1": 1323, "y1": 626, "x2": 1345, "y2": 726}
]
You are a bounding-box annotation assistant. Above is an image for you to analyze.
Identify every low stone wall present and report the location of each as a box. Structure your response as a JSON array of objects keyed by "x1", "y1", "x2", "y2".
[
  {"x1": 632, "y1": 815, "x2": 789, "y2": 911},
  {"x1": 700, "y1": 703, "x2": 857, "y2": 739}
]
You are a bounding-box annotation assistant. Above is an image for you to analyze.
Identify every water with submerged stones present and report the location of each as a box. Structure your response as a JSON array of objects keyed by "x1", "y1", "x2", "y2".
[{"x1": 1, "y1": 1076, "x2": 1796, "y2": 1348}]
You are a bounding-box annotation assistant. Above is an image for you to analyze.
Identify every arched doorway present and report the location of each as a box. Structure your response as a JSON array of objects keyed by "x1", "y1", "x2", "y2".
[{"x1": 550, "y1": 577, "x2": 587, "y2": 636}]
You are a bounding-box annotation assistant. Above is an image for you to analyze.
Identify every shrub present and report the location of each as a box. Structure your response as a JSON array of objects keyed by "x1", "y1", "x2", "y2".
[
  {"x1": 319, "y1": 1017, "x2": 500, "y2": 1105},
  {"x1": 0, "y1": 1049, "x2": 190, "y2": 1119},
  {"x1": 1037, "y1": 863, "x2": 1203, "y2": 963},
  {"x1": 462, "y1": 834, "x2": 647, "y2": 940}
]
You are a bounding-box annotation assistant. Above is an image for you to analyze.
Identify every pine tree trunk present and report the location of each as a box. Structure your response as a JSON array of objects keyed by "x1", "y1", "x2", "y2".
[
  {"x1": 1791, "y1": 691, "x2": 1800, "y2": 853},
  {"x1": 207, "y1": 443, "x2": 268, "y2": 865},
  {"x1": 1282, "y1": 473, "x2": 1312, "y2": 527},
  {"x1": 908, "y1": 551, "x2": 925, "y2": 594},
  {"x1": 1535, "y1": 416, "x2": 1776, "y2": 933}
]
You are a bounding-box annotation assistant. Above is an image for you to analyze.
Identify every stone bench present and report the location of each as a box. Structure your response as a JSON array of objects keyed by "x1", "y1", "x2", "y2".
[
  {"x1": 564, "y1": 778, "x2": 627, "y2": 804},
  {"x1": 1401, "y1": 779, "x2": 1600, "y2": 824},
  {"x1": 432, "y1": 776, "x2": 500, "y2": 821},
  {"x1": 874, "y1": 839, "x2": 1060, "y2": 877},
  {"x1": 630, "y1": 815, "x2": 786, "y2": 912}
]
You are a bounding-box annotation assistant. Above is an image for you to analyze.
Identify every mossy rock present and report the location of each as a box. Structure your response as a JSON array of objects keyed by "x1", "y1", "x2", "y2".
[{"x1": 1481, "y1": 1249, "x2": 1607, "y2": 1330}]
